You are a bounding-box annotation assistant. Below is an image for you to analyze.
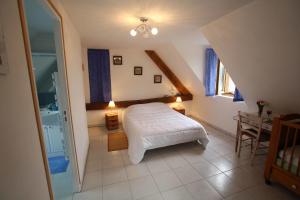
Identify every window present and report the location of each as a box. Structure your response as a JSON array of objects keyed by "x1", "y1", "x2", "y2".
[{"x1": 216, "y1": 60, "x2": 236, "y2": 97}]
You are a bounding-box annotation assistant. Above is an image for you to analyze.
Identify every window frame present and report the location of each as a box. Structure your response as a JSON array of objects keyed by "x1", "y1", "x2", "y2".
[{"x1": 215, "y1": 60, "x2": 235, "y2": 97}]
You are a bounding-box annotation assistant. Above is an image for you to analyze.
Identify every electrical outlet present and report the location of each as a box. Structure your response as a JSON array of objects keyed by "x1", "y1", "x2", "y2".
[{"x1": 0, "y1": 22, "x2": 9, "y2": 75}]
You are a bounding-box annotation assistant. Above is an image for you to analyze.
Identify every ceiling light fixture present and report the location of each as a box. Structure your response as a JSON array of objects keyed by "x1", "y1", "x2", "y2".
[{"x1": 130, "y1": 17, "x2": 158, "y2": 38}]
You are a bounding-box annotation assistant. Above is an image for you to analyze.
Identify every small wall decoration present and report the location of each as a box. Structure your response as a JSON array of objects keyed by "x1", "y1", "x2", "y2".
[
  {"x1": 154, "y1": 75, "x2": 162, "y2": 83},
  {"x1": 134, "y1": 66, "x2": 143, "y2": 75},
  {"x1": 113, "y1": 56, "x2": 122, "y2": 65}
]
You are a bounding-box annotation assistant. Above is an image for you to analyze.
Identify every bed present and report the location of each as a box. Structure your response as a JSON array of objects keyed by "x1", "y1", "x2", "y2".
[{"x1": 122, "y1": 102, "x2": 209, "y2": 164}]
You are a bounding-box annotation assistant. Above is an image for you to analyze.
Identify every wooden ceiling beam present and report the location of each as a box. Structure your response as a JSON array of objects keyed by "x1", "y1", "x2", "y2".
[
  {"x1": 86, "y1": 50, "x2": 193, "y2": 111},
  {"x1": 145, "y1": 50, "x2": 191, "y2": 96}
]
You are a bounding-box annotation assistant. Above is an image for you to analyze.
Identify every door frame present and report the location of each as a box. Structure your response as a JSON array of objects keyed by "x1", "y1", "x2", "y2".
[{"x1": 17, "y1": 0, "x2": 81, "y2": 199}]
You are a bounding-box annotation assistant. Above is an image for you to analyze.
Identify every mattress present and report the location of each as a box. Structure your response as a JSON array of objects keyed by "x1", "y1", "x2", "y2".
[
  {"x1": 276, "y1": 145, "x2": 300, "y2": 174},
  {"x1": 122, "y1": 102, "x2": 209, "y2": 164}
]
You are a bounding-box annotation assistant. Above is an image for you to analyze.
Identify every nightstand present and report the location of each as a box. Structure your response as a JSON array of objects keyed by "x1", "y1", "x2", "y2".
[
  {"x1": 105, "y1": 113, "x2": 119, "y2": 130},
  {"x1": 173, "y1": 108, "x2": 185, "y2": 115}
]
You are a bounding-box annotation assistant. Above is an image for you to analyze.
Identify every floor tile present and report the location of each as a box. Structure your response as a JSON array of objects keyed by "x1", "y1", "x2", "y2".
[
  {"x1": 162, "y1": 186, "x2": 194, "y2": 200},
  {"x1": 146, "y1": 158, "x2": 170, "y2": 174},
  {"x1": 101, "y1": 156, "x2": 124, "y2": 169},
  {"x1": 192, "y1": 160, "x2": 222, "y2": 178},
  {"x1": 103, "y1": 181, "x2": 132, "y2": 200},
  {"x1": 136, "y1": 193, "x2": 164, "y2": 200},
  {"x1": 152, "y1": 171, "x2": 182, "y2": 191},
  {"x1": 129, "y1": 175, "x2": 159, "y2": 200},
  {"x1": 126, "y1": 163, "x2": 150, "y2": 180},
  {"x1": 198, "y1": 149, "x2": 222, "y2": 162},
  {"x1": 164, "y1": 154, "x2": 190, "y2": 169},
  {"x1": 73, "y1": 187, "x2": 102, "y2": 200},
  {"x1": 173, "y1": 165, "x2": 203, "y2": 184},
  {"x1": 208, "y1": 157, "x2": 238, "y2": 172},
  {"x1": 180, "y1": 149, "x2": 205, "y2": 164},
  {"x1": 186, "y1": 180, "x2": 222, "y2": 200},
  {"x1": 77, "y1": 126, "x2": 297, "y2": 200},
  {"x1": 82, "y1": 171, "x2": 102, "y2": 191},
  {"x1": 102, "y1": 167, "x2": 127, "y2": 186},
  {"x1": 224, "y1": 168, "x2": 263, "y2": 189},
  {"x1": 225, "y1": 184, "x2": 290, "y2": 200},
  {"x1": 121, "y1": 150, "x2": 132, "y2": 166},
  {"x1": 86, "y1": 159, "x2": 102, "y2": 173},
  {"x1": 207, "y1": 173, "x2": 243, "y2": 197}
]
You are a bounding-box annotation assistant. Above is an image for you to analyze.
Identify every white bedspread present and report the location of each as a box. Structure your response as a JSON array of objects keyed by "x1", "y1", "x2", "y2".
[{"x1": 122, "y1": 103, "x2": 209, "y2": 164}]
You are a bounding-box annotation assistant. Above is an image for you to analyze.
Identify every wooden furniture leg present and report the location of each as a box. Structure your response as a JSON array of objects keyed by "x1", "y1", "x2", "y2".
[{"x1": 235, "y1": 121, "x2": 240, "y2": 152}]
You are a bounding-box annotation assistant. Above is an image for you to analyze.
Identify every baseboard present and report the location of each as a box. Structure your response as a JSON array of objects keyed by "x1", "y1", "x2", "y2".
[
  {"x1": 88, "y1": 124, "x2": 105, "y2": 128},
  {"x1": 188, "y1": 114, "x2": 235, "y2": 137},
  {"x1": 79, "y1": 142, "x2": 89, "y2": 192},
  {"x1": 88, "y1": 123, "x2": 122, "y2": 128}
]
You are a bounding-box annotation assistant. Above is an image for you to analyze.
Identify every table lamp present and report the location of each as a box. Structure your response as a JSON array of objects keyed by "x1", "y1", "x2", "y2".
[
  {"x1": 176, "y1": 96, "x2": 182, "y2": 109},
  {"x1": 108, "y1": 100, "x2": 116, "y2": 115}
]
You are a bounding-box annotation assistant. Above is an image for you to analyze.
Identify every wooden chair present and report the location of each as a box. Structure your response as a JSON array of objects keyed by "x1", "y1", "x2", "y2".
[{"x1": 237, "y1": 111, "x2": 270, "y2": 164}]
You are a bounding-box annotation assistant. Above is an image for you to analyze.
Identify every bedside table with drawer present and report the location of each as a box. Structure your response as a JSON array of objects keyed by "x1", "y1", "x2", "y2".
[{"x1": 105, "y1": 113, "x2": 119, "y2": 130}]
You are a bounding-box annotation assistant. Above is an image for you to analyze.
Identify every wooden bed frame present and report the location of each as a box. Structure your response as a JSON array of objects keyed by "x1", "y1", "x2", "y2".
[{"x1": 264, "y1": 114, "x2": 300, "y2": 195}]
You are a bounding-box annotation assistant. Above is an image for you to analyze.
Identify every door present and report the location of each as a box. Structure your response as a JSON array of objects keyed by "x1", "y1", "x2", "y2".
[{"x1": 21, "y1": 0, "x2": 79, "y2": 199}]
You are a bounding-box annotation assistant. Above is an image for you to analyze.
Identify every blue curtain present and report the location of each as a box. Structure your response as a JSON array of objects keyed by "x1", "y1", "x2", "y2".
[
  {"x1": 204, "y1": 48, "x2": 218, "y2": 96},
  {"x1": 88, "y1": 49, "x2": 111, "y2": 103},
  {"x1": 233, "y1": 88, "x2": 244, "y2": 102}
]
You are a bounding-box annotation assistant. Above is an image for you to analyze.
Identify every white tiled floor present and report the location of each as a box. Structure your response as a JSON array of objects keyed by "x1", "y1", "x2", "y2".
[{"x1": 73, "y1": 124, "x2": 299, "y2": 200}]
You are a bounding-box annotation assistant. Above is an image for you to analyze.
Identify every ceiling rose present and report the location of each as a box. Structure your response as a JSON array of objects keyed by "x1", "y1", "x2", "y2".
[{"x1": 130, "y1": 17, "x2": 158, "y2": 38}]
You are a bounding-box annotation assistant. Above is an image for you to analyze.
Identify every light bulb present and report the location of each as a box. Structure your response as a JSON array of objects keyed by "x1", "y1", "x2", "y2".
[
  {"x1": 130, "y1": 29, "x2": 137, "y2": 37},
  {"x1": 151, "y1": 27, "x2": 158, "y2": 35},
  {"x1": 176, "y1": 96, "x2": 182, "y2": 103},
  {"x1": 108, "y1": 100, "x2": 115, "y2": 108}
]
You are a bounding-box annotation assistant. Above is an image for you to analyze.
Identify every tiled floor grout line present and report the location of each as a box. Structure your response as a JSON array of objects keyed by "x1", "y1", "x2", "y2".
[
  {"x1": 123, "y1": 161, "x2": 135, "y2": 200},
  {"x1": 144, "y1": 158, "x2": 168, "y2": 200},
  {"x1": 77, "y1": 126, "x2": 297, "y2": 200}
]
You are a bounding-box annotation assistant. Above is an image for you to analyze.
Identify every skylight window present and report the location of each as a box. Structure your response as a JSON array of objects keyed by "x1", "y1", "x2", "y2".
[{"x1": 216, "y1": 61, "x2": 236, "y2": 97}]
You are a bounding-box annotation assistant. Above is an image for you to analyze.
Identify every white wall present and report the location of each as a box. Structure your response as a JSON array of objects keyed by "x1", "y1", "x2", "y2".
[
  {"x1": 83, "y1": 48, "x2": 176, "y2": 102},
  {"x1": 83, "y1": 42, "x2": 248, "y2": 133},
  {"x1": 0, "y1": 0, "x2": 50, "y2": 199},
  {"x1": 154, "y1": 43, "x2": 248, "y2": 134},
  {"x1": 83, "y1": 48, "x2": 179, "y2": 126},
  {"x1": 110, "y1": 49, "x2": 175, "y2": 101},
  {"x1": 52, "y1": 0, "x2": 89, "y2": 184},
  {"x1": 201, "y1": 0, "x2": 300, "y2": 114}
]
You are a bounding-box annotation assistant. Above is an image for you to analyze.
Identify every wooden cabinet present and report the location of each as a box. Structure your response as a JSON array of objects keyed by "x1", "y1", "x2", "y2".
[
  {"x1": 105, "y1": 113, "x2": 119, "y2": 130},
  {"x1": 173, "y1": 108, "x2": 185, "y2": 115}
]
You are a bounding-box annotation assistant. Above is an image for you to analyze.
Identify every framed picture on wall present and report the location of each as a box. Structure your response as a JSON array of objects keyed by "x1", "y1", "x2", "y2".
[
  {"x1": 154, "y1": 75, "x2": 162, "y2": 83},
  {"x1": 134, "y1": 66, "x2": 143, "y2": 75},
  {"x1": 113, "y1": 56, "x2": 122, "y2": 65}
]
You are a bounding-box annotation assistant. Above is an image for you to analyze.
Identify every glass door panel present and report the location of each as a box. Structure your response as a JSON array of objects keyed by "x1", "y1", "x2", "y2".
[{"x1": 23, "y1": 0, "x2": 76, "y2": 199}]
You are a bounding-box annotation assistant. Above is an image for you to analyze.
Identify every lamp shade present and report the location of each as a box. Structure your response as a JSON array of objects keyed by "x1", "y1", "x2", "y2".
[
  {"x1": 108, "y1": 100, "x2": 115, "y2": 108},
  {"x1": 176, "y1": 96, "x2": 182, "y2": 103}
]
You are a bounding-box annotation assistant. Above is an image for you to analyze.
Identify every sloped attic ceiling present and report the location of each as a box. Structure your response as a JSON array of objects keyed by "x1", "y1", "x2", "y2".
[
  {"x1": 60, "y1": 0, "x2": 253, "y2": 48},
  {"x1": 201, "y1": 0, "x2": 300, "y2": 113}
]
